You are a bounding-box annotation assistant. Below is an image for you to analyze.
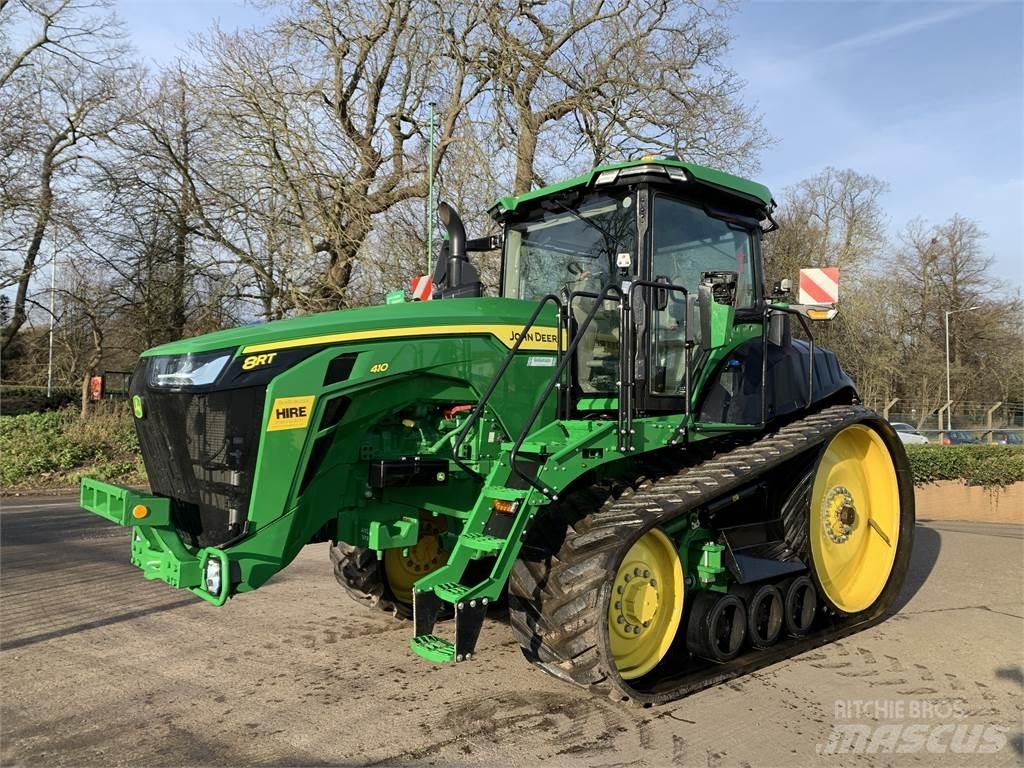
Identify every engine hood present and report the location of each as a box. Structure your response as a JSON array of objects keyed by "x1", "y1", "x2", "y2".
[{"x1": 141, "y1": 297, "x2": 557, "y2": 358}]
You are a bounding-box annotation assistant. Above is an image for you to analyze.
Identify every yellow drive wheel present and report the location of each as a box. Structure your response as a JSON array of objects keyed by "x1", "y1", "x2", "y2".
[
  {"x1": 383, "y1": 517, "x2": 449, "y2": 604},
  {"x1": 607, "y1": 527, "x2": 685, "y2": 680},
  {"x1": 810, "y1": 423, "x2": 901, "y2": 615}
]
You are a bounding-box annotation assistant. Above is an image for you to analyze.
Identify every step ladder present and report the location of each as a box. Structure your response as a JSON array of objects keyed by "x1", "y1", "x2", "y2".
[{"x1": 408, "y1": 478, "x2": 535, "y2": 663}]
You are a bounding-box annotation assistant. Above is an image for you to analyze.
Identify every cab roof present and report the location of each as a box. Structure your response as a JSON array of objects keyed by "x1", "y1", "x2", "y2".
[{"x1": 489, "y1": 157, "x2": 774, "y2": 218}]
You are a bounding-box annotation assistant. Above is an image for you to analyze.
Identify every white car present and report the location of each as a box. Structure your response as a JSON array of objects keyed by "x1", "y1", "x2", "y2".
[{"x1": 889, "y1": 422, "x2": 930, "y2": 445}]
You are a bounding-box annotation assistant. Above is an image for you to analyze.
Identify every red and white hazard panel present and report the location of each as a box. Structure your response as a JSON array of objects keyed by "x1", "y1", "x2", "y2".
[
  {"x1": 411, "y1": 275, "x2": 433, "y2": 301},
  {"x1": 799, "y1": 267, "x2": 839, "y2": 305}
]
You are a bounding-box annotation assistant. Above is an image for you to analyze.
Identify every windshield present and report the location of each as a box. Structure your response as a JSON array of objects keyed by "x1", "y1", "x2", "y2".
[
  {"x1": 652, "y1": 195, "x2": 757, "y2": 307},
  {"x1": 502, "y1": 191, "x2": 636, "y2": 300},
  {"x1": 502, "y1": 192, "x2": 635, "y2": 394}
]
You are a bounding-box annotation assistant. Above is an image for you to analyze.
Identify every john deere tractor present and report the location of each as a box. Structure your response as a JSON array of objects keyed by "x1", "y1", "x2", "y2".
[{"x1": 80, "y1": 157, "x2": 914, "y2": 704}]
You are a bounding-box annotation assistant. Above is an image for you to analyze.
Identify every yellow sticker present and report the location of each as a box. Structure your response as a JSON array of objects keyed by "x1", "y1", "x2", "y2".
[
  {"x1": 503, "y1": 327, "x2": 559, "y2": 349},
  {"x1": 242, "y1": 352, "x2": 277, "y2": 370},
  {"x1": 267, "y1": 396, "x2": 315, "y2": 432}
]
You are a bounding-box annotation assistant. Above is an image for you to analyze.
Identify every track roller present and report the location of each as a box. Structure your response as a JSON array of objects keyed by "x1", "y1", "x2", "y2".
[
  {"x1": 782, "y1": 575, "x2": 817, "y2": 637},
  {"x1": 686, "y1": 591, "x2": 747, "y2": 663},
  {"x1": 736, "y1": 583, "x2": 784, "y2": 648}
]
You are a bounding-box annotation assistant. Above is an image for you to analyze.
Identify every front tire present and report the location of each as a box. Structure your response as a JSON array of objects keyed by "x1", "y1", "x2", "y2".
[
  {"x1": 330, "y1": 515, "x2": 450, "y2": 620},
  {"x1": 330, "y1": 543, "x2": 412, "y2": 620}
]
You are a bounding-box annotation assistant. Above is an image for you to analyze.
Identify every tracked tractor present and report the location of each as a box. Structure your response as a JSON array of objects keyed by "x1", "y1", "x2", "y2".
[{"x1": 80, "y1": 157, "x2": 914, "y2": 704}]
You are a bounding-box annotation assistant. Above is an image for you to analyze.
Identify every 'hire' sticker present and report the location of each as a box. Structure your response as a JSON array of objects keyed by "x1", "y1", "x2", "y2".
[{"x1": 267, "y1": 396, "x2": 315, "y2": 432}]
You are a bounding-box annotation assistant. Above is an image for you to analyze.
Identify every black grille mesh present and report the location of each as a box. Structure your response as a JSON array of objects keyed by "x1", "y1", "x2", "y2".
[{"x1": 131, "y1": 361, "x2": 265, "y2": 548}]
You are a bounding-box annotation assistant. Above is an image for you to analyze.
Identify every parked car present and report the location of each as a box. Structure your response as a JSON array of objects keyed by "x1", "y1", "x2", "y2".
[
  {"x1": 984, "y1": 430, "x2": 1024, "y2": 445},
  {"x1": 938, "y1": 430, "x2": 980, "y2": 445},
  {"x1": 889, "y1": 422, "x2": 930, "y2": 445}
]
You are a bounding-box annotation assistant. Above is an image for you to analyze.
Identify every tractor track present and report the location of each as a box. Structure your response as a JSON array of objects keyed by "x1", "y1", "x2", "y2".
[{"x1": 510, "y1": 403, "x2": 914, "y2": 705}]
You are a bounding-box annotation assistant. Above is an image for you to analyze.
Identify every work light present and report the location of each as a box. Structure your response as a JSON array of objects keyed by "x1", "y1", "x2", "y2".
[{"x1": 204, "y1": 558, "x2": 222, "y2": 596}]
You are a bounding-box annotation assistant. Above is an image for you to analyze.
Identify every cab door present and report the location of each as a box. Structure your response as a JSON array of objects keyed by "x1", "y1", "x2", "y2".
[{"x1": 633, "y1": 192, "x2": 760, "y2": 414}]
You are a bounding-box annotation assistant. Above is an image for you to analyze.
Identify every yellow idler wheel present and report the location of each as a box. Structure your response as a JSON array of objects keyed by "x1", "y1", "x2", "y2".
[
  {"x1": 384, "y1": 518, "x2": 449, "y2": 604},
  {"x1": 607, "y1": 528, "x2": 684, "y2": 680},
  {"x1": 810, "y1": 423, "x2": 901, "y2": 615}
]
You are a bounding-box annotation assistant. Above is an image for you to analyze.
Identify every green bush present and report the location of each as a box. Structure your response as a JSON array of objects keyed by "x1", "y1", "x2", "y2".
[
  {"x1": 0, "y1": 407, "x2": 145, "y2": 490},
  {"x1": 905, "y1": 444, "x2": 1024, "y2": 488}
]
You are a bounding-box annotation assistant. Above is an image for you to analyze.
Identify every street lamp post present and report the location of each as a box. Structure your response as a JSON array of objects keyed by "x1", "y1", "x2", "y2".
[
  {"x1": 944, "y1": 305, "x2": 980, "y2": 430},
  {"x1": 46, "y1": 233, "x2": 57, "y2": 398},
  {"x1": 426, "y1": 101, "x2": 436, "y2": 276}
]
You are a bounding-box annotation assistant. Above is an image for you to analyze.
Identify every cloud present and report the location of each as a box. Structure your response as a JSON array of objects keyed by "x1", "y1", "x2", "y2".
[{"x1": 815, "y1": 3, "x2": 987, "y2": 56}]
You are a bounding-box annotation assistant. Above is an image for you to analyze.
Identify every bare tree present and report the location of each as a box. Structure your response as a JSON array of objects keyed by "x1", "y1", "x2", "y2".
[
  {"x1": 475, "y1": 0, "x2": 766, "y2": 194},
  {"x1": 185, "y1": 0, "x2": 491, "y2": 309},
  {"x1": 892, "y1": 216, "x2": 1021, "y2": 420},
  {"x1": 0, "y1": 0, "x2": 129, "y2": 354},
  {"x1": 763, "y1": 167, "x2": 889, "y2": 289}
]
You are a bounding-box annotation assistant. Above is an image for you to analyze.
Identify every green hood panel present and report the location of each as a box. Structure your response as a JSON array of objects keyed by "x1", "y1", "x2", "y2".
[{"x1": 141, "y1": 297, "x2": 556, "y2": 357}]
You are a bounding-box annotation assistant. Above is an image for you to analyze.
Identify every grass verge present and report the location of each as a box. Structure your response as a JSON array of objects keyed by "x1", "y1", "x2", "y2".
[{"x1": 1, "y1": 407, "x2": 145, "y2": 492}]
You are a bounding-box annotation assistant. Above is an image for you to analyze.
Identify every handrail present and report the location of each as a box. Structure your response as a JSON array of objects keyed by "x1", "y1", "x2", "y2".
[
  {"x1": 449, "y1": 293, "x2": 564, "y2": 482},
  {"x1": 625, "y1": 279, "x2": 690, "y2": 450},
  {"x1": 510, "y1": 283, "x2": 624, "y2": 499},
  {"x1": 763, "y1": 305, "x2": 816, "y2": 419}
]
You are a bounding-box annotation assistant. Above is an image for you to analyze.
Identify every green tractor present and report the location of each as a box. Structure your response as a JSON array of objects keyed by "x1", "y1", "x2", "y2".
[{"x1": 80, "y1": 157, "x2": 914, "y2": 704}]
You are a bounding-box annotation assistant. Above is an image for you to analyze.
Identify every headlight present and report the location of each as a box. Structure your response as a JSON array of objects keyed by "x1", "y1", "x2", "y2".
[
  {"x1": 149, "y1": 350, "x2": 232, "y2": 388},
  {"x1": 204, "y1": 558, "x2": 222, "y2": 596}
]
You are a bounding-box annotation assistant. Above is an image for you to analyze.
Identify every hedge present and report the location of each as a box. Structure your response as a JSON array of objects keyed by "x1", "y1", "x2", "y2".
[
  {"x1": 904, "y1": 444, "x2": 1024, "y2": 488},
  {"x1": 1, "y1": 385, "x2": 80, "y2": 415},
  {"x1": 0, "y1": 407, "x2": 145, "y2": 490}
]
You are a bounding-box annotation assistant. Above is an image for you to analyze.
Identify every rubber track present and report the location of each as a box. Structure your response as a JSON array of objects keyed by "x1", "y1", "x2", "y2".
[{"x1": 509, "y1": 404, "x2": 885, "y2": 704}]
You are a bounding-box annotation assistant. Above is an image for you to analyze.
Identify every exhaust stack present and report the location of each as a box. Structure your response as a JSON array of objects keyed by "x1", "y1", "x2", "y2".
[{"x1": 435, "y1": 202, "x2": 481, "y2": 298}]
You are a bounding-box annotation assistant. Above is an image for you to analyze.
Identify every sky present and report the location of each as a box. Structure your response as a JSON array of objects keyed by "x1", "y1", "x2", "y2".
[
  {"x1": 728, "y1": 0, "x2": 1023, "y2": 286},
  {"x1": 116, "y1": 0, "x2": 1024, "y2": 285}
]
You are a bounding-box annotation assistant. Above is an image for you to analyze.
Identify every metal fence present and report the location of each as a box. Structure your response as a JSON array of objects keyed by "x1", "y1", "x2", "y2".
[{"x1": 864, "y1": 399, "x2": 1023, "y2": 442}]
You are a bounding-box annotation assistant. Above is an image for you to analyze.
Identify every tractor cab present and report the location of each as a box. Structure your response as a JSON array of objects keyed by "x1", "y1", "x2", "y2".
[
  {"x1": 488, "y1": 157, "x2": 774, "y2": 419},
  {"x1": 434, "y1": 155, "x2": 844, "y2": 460}
]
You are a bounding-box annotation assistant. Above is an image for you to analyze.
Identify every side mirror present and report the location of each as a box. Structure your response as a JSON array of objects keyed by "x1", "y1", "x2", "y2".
[
  {"x1": 768, "y1": 311, "x2": 792, "y2": 347},
  {"x1": 768, "y1": 302, "x2": 838, "y2": 321}
]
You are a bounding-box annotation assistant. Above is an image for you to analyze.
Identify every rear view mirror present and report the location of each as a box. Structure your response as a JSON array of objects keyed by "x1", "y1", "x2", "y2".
[
  {"x1": 776, "y1": 266, "x2": 840, "y2": 321},
  {"x1": 700, "y1": 270, "x2": 738, "y2": 306},
  {"x1": 768, "y1": 302, "x2": 838, "y2": 321}
]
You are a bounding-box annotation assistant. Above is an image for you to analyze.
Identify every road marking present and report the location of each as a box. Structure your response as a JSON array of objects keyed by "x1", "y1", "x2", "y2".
[{"x1": 1, "y1": 500, "x2": 81, "y2": 511}]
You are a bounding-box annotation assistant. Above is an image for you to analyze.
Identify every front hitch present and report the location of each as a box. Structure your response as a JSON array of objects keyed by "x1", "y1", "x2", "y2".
[{"x1": 79, "y1": 478, "x2": 229, "y2": 605}]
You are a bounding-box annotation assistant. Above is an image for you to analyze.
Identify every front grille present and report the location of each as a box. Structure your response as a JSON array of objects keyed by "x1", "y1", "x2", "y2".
[{"x1": 130, "y1": 362, "x2": 265, "y2": 548}]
